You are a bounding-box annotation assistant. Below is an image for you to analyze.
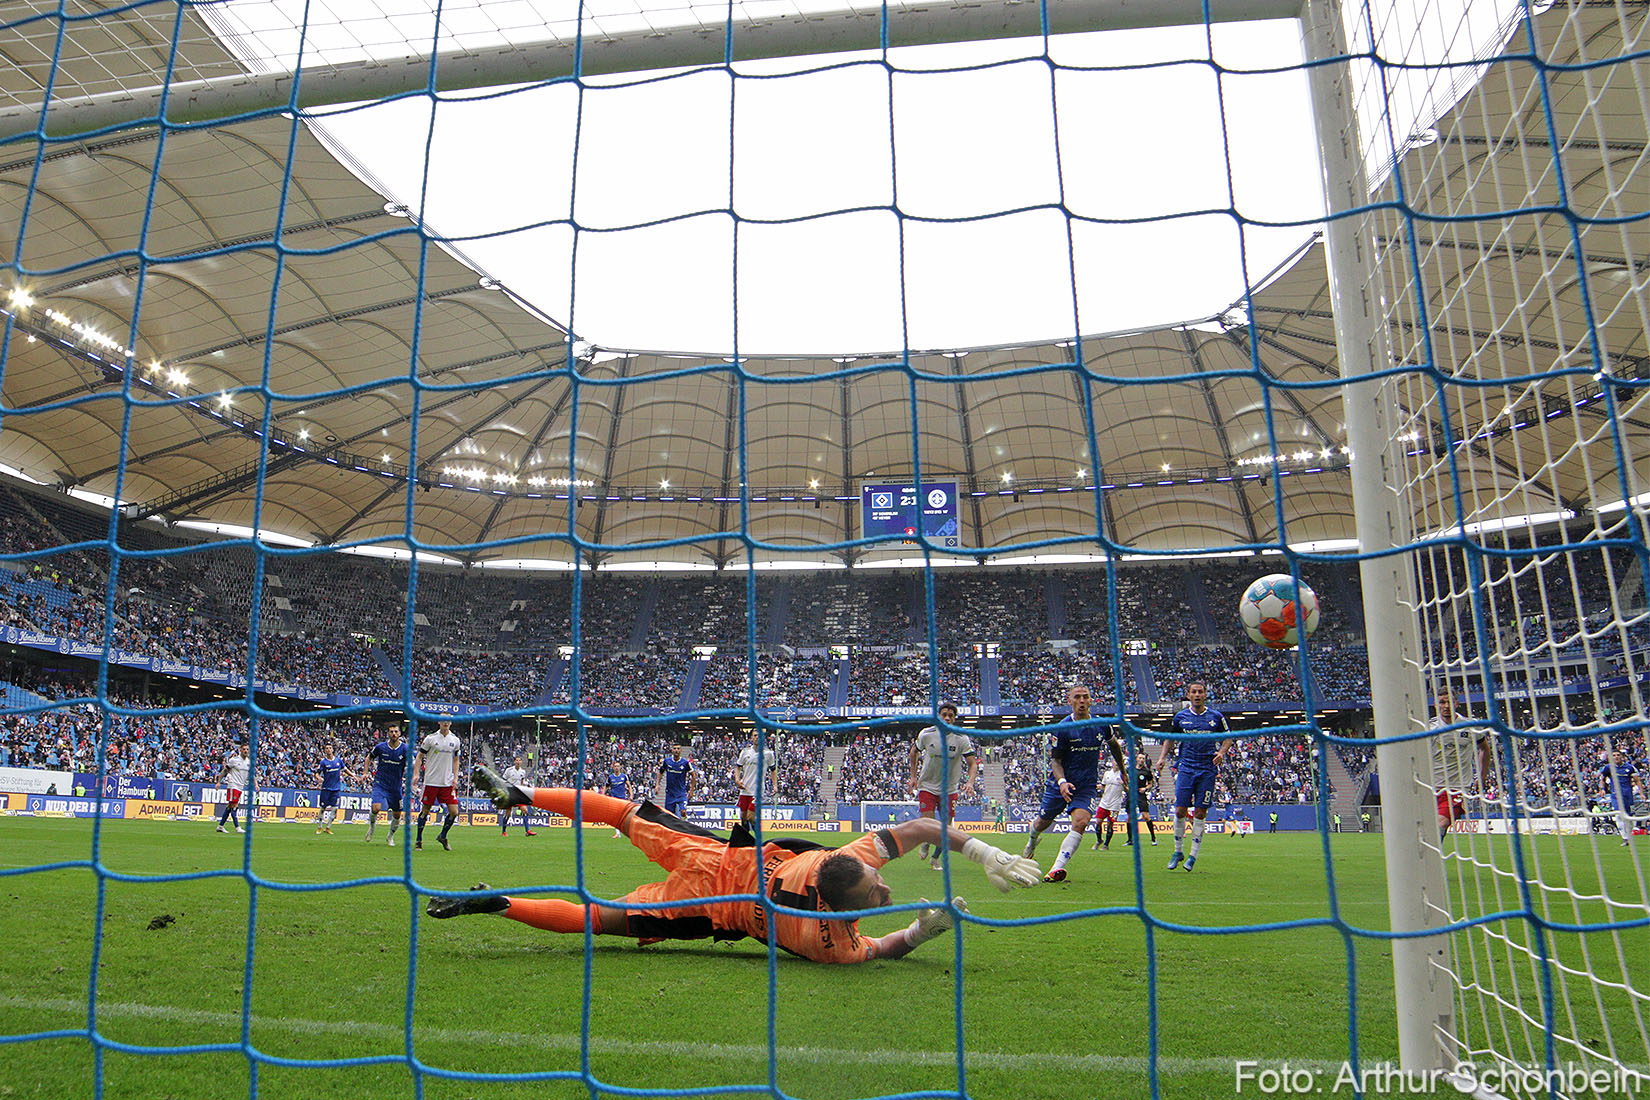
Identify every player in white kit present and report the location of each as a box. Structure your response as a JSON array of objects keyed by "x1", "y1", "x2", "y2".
[
  {"x1": 414, "y1": 720, "x2": 463, "y2": 851},
  {"x1": 1090, "y1": 763, "x2": 1126, "y2": 850},
  {"x1": 909, "y1": 701, "x2": 979, "y2": 869},
  {"x1": 733, "y1": 732, "x2": 777, "y2": 831},
  {"x1": 216, "y1": 740, "x2": 251, "y2": 834}
]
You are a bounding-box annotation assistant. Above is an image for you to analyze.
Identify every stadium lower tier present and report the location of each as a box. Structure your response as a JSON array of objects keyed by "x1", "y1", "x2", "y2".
[{"x1": 0, "y1": 771, "x2": 1348, "y2": 832}]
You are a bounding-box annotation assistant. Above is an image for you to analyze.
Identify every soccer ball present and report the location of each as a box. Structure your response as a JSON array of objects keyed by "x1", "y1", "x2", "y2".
[{"x1": 1239, "y1": 573, "x2": 1320, "y2": 649}]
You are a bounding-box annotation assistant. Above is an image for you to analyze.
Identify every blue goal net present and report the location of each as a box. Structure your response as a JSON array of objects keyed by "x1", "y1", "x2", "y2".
[{"x1": 1, "y1": 1, "x2": 1649, "y2": 1098}]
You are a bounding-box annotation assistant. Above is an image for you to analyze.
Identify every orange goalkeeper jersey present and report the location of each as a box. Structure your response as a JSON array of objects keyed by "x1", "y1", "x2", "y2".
[{"x1": 621, "y1": 823, "x2": 891, "y2": 964}]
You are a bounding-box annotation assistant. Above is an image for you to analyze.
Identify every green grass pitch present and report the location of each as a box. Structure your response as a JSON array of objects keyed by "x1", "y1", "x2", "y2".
[{"x1": 0, "y1": 817, "x2": 1643, "y2": 1099}]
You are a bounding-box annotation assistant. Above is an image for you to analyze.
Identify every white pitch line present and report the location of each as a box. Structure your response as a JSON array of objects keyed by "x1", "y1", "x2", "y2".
[{"x1": 0, "y1": 995, "x2": 1312, "y2": 1074}]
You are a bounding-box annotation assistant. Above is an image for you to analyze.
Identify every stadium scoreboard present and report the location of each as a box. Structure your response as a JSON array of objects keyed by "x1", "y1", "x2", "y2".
[{"x1": 860, "y1": 481, "x2": 962, "y2": 547}]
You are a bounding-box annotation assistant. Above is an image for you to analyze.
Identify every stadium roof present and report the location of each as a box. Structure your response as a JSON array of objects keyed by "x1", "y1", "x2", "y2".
[{"x1": 0, "y1": 1, "x2": 1645, "y2": 569}]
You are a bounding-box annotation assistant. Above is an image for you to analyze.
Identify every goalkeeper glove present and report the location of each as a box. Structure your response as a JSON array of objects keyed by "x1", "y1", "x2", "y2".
[
  {"x1": 904, "y1": 897, "x2": 968, "y2": 948},
  {"x1": 962, "y1": 837, "x2": 1041, "y2": 892}
]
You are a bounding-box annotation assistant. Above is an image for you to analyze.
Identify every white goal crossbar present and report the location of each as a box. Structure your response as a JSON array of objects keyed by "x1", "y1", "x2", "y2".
[{"x1": 0, "y1": 0, "x2": 1300, "y2": 142}]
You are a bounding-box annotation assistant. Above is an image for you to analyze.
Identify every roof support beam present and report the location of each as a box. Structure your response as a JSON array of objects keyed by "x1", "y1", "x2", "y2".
[
  {"x1": 1222, "y1": 327, "x2": 1338, "y2": 441},
  {"x1": 1067, "y1": 371, "x2": 1116, "y2": 548},
  {"x1": 1249, "y1": 327, "x2": 1590, "y2": 516},
  {"x1": 949, "y1": 359, "x2": 986, "y2": 554},
  {"x1": 79, "y1": 340, "x2": 568, "y2": 481},
  {"x1": 583, "y1": 361, "x2": 631, "y2": 570},
  {"x1": 127, "y1": 447, "x2": 317, "y2": 522},
  {"x1": 465, "y1": 379, "x2": 576, "y2": 562},
  {"x1": 1181, "y1": 330, "x2": 1261, "y2": 545},
  {"x1": 710, "y1": 373, "x2": 741, "y2": 570},
  {"x1": 322, "y1": 376, "x2": 559, "y2": 543},
  {"x1": 837, "y1": 376, "x2": 858, "y2": 568}
]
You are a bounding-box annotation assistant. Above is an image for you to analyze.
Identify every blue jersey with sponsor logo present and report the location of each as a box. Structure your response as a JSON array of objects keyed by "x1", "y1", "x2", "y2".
[
  {"x1": 661, "y1": 756, "x2": 691, "y2": 799},
  {"x1": 1170, "y1": 707, "x2": 1230, "y2": 772},
  {"x1": 1044, "y1": 718, "x2": 1109, "y2": 798},
  {"x1": 320, "y1": 757, "x2": 344, "y2": 792},
  {"x1": 370, "y1": 741, "x2": 409, "y2": 789},
  {"x1": 1603, "y1": 761, "x2": 1639, "y2": 808},
  {"x1": 606, "y1": 771, "x2": 629, "y2": 798}
]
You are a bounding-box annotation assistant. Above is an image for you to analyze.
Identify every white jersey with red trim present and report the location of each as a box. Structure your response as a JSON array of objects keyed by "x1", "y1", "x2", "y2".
[
  {"x1": 1430, "y1": 720, "x2": 1486, "y2": 792},
  {"x1": 914, "y1": 726, "x2": 976, "y2": 795},
  {"x1": 419, "y1": 732, "x2": 462, "y2": 787},
  {"x1": 1099, "y1": 766, "x2": 1126, "y2": 813}
]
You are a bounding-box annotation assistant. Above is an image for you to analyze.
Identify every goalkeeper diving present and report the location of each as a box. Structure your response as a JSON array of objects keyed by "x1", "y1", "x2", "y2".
[{"x1": 429, "y1": 765, "x2": 1043, "y2": 963}]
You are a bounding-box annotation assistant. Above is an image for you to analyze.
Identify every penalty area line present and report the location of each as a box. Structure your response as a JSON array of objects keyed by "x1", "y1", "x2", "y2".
[{"x1": 2, "y1": 994, "x2": 1286, "y2": 1074}]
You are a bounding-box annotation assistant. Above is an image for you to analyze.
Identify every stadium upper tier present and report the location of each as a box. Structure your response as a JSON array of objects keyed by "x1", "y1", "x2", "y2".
[
  {"x1": 0, "y1": 480, "x2": 1641, "y2": 713},
  {"x1": 0, "y1": 1, "x2": 1643, "y2": 570}
]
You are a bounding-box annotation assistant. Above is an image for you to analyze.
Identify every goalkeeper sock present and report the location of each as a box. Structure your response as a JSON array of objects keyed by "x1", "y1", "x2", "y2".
[
  {"x1": 530, "y1": 787, "x2": 635, "y2": 828},
  {"x1": 1189, "y1": 819, "x2": 1206, "y2": 857},
  {"x1": 1052, "y1": 830, "x2": 1082, "y2": 872},
  {"x1": 1173, "y1": 816, "x2": 1186, "y2": 853},
  {"x1": 504, "y1": 898, "x2": 602, "y2": 934}
]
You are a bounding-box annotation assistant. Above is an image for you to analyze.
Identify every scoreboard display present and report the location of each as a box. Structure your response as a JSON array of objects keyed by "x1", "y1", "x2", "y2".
[{"x1": 860, "y1": 481, "x2": 962, "y2": 547}]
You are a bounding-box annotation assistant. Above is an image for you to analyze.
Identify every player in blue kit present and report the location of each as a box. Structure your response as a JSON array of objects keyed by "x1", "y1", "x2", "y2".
[
  {"x1": 1601, "y1": 748, "x2": 1645, "y2": 845},
  {"x1": 1021, "y1": 684, "x2": 1128, "y2": 883},
  {"x1": 364, "y1": 727, "x2": 410, "y2": 846},
  {"x1": 659, "y1": 743, "x2": 694, "y2": 819},
  {"x1": 1156, "y1": 682, "x2": 1233, "y2": 871},
  {"x1": 315, "y1": 739, "x2": 345, "y2": 835},
  {"x1": 606, "y1": 762, "x2": 630, "y2": 838}
]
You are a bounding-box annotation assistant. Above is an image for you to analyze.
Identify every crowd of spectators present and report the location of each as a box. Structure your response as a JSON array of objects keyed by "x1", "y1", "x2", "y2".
[
  {"x1": 0, "y1": 669, "x2": 387, "y2": 790},
  {"x1": 482, "y1": 727, "x2": 822, "y2": 805},
  {"x1": 12, "y1": 482, "x2": 1650, "y2": 735},
  {"x1": 997, "y1": 649, "x2": 1127, "y2": 708},
  {"x1": 555, "y1": 653, "x2": 684, "y2": 709},
  {"x1": 400, "y1": 648, "x2": 548, "y2": 709},
  {"x1": 845, "y1": 649, "x2": 976, "y2": 707},
  {"x1": 1150, "y1": 644, "x2": 1370, "y2": 703}
]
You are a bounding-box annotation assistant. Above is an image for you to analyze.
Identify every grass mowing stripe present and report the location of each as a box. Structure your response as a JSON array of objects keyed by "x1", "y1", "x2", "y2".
[{"x1": 0, "y1": 994, "x2": 1328, "y2": 1074}]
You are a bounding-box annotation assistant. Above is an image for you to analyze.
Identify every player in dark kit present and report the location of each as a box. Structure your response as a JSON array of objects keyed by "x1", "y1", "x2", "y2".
[
  {"x1": 315, "y1": 740, "x2": 344, "y2": 834},
  {"x1": 364, "y1": 728, "x2": 410, "y2": 846},
  {"x1": 1601, "y1": 749, "x2": 1645, "y2": 845},
  {"x1": 1128, "y1": 751, "x2": 1158, "y2": 846},
  {"x1": 659, "y1": 743, "x2": 693, "y2": 819},
  {"x1": 1021, "y1": 683, "x2": 1128, "y2": 882},
  {"x1": 1156, "y1": 682, "x2": 1232, "y2": 871}
]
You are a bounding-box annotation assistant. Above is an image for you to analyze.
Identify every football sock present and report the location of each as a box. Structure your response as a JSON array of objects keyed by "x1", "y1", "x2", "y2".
[
  {"x1": 416, "y1": 814, "x2": 428, "y2": 844},
  {"x1": 365, "y1": 811, "x2": 378, "y2": 838},
  {"x1": 530, "y1": 787, "x2": 634, "y2": 828},
  {"x1": 1052, "y1": 830, "x2": 1082, "y2": 872},
  {"x1": 388, "y1": 816, "x2": 399, "y2": 837},
  {"x1": 1189, "y1": 819, "x2": 1207, "y2": 857},
  {"x1": 1023, "y1": 829, "x2": 1043, "y2": 858},
  {"x1": 504, "y1": 898, "x2": 603, "y2": 934},
  {"x1": 1103, "y1": 820, "x2": 1114, "y2": 846},
  {"x1": 1173, "y1": 816, "x2": 1187, "y2": 854},
  {"x1": 438, "y1": 810, "x2": 456, "y2": 840}
]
